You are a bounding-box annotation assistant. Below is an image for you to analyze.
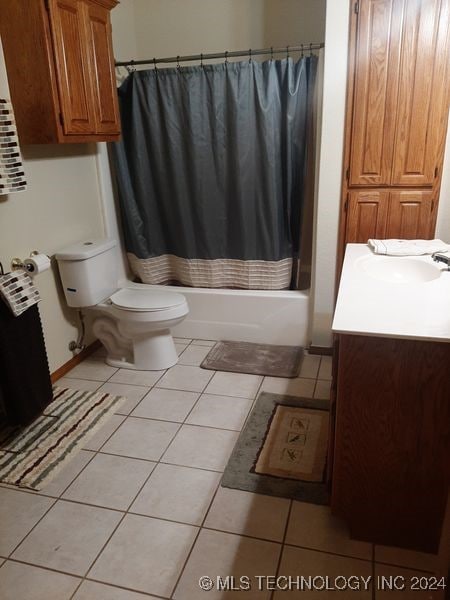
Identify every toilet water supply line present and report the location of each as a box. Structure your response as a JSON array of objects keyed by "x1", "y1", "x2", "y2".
[{"x1": 69, "y1": 310, "x2": 86, "y2": 352}]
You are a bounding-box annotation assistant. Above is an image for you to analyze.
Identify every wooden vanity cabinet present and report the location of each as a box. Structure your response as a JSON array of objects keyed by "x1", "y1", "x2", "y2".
[
  {"x1": 331, "y1": 333, "x2": 450, "y2": 553},
  {"x1": 340, "y1": 0, "x2": 450, "y2": 255},
  {"x1": 0, "y1": 0, "x2": 120, "y2": 144}
]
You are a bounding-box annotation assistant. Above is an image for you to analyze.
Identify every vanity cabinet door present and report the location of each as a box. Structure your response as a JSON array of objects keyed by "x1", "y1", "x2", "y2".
[
  {"x1": 48, "y1": 0, "x2": 97, "y2": 135},
  {"x1": 345, "y1": 190, "x2": 389, "y2": 243},
  {"x1": 386, "y1": 191, "x2": 434, "y2": 239}
]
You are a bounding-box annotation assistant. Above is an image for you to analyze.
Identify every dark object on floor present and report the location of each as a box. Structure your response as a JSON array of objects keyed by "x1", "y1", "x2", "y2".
[
  {"x1": 221, "y1": 392, "x2": 330, "y2": 504},
  {"x1": 0, "y1": 386, "x2": 124, "y2": 490},
  {"x1": 0, "y1": 302, "x2": 52, "y2": 425},
  {"x1": 201, "y1": 341, "x2": 304, "y2": 378}
]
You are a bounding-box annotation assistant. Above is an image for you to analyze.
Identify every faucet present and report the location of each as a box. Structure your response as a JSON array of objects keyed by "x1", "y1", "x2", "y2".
[{"x1": 432, "y1": 252, "x2": 450, "y2": 270}]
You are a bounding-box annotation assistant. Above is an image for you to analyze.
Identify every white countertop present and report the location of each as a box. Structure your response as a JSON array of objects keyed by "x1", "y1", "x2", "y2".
[{"x1": 332, "y1": 244, "x2": 450, "y2": 342}]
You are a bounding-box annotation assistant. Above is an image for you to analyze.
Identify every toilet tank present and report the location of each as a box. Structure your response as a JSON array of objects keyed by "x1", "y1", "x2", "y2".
[{"x1": 55, "y1": 239, "x2": 118, "y2": 308}]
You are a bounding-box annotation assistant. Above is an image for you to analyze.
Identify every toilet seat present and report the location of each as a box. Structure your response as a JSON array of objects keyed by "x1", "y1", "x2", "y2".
[{"x1": 110, "y1": 288, "x2": 186, "y2": 312}]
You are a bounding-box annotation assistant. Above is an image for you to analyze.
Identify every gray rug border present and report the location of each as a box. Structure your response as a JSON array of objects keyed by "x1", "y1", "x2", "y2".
[
  {"x1": 201, "y1": 340, "x2": 304, "y2": 378},
  {"x1": 221, "y1": 392, "x2": 330, "y2": 505}
]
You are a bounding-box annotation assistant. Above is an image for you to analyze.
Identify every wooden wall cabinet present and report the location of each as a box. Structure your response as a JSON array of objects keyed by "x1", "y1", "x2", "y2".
[
  {"x1": 340, "y1": 0, "x2": 450, "y2": 254},
  {"x1": 331, "y1": 334, "x2": 450, "y2": 553},
  {"x1": 0, "y1": 0, "x2": 120, "y2": 144},
  {"x1": 346, "y1": 189, "x2": 434, "y2": 241}
]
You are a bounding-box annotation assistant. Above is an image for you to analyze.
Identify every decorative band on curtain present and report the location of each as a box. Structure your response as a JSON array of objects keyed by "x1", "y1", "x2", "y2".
[
  {"x1": 112, "y1": 57, "x2": 318, "y2": 290},
  {"x1": 128, "y1": 253, "x2": 293, "y2": 289}
]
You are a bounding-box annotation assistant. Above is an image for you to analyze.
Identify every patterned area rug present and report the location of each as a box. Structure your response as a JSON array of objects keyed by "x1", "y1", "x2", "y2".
[
  {"x1": 201, "y1": 341, "x2": 304, "y2": 377},
  {"x1": 255, "y1": 405, "x2": 329, "y2": 482},
  {"x1": 0, "y1": 386, "x2": 124, "y2": 490},
  {"x1": 221, "y1": 392, "x2": 330, "y2": 504}
]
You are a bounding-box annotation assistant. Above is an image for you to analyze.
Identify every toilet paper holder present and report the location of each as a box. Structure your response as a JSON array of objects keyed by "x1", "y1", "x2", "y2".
[{"x1": 11, "y1": 251, "x2": 49, "y2": 272}]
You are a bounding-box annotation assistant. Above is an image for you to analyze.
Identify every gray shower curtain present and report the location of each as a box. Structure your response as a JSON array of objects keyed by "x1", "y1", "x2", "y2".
[{"x1": 112, "y1": 56, "x2": 317, "y2": 289}]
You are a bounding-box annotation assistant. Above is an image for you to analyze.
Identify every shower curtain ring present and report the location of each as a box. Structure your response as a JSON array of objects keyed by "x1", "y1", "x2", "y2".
[
  {"x1": 153, "y1": 57, "x2": 158, "y2": 71},
  {"x1": 310, "y1": 43, "x2": 313, "y2": 56},
  {"x1": 301, "y1": 44, "x2": 304, "y2": 57},
  {"x1": 270, "y1": 46, "x2": 274, "y2": 61},
  {"x1": 130, "y1": 59, "x2": 136, "y2": 72},
  {"x1": 176, "y1": 56, "x2": 180, "y2": 70},
  {"x1": 249, "y1": 48, "x2": 252, "y2": 63},
  {"x1": 225, "y1": 50, "x2": 229, "y2": 65},
  {"x1": 286, "y1": 45, "x2": 290, "y2": 59},
  {"x1": 200, "y1": 53, "x2": 203, "y2": 67}
]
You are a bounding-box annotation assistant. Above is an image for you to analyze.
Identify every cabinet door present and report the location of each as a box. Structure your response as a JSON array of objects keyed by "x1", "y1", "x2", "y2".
[
  {"x1": 85, "y1": 1, "x2": 120, "y2": 135},
  {"x1": 48, "y1": 0, "x2": 96, "y2": 135},
  {"x1": 391, "y1": 0, "x2": 450, "y2": 186},
  {"x1": 349, "y1": 0, "x2": 403, "y2": 186},
  {"x1": 386, "y1": 191, "x2": 434, "y2": 238},
  {"x1": 346, "y1": 191, "x2": 389, "y2": 243}
]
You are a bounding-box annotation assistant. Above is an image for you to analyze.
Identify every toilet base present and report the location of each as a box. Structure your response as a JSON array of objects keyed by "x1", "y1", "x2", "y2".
[
  {"x1": 104, "y1": 328, "x2": 179, "y2": 371},
  {"x1": 92, "y1": 311, "x2": 186, "y2": 371}
]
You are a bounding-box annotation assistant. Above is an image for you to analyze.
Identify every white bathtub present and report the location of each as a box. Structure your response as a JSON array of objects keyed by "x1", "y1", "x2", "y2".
[{"x1": 148, "y1": 285, "x2": 311, "y2": 346}]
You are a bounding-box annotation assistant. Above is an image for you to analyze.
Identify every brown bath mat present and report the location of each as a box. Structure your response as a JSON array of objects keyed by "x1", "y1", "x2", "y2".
[
  {"x1": 255, "y1": 404, "x2": 329, "y2": 482},
  {"x1": 201, "y1": 341, "x2": 303, "y2": 377},
  {"x1": 221, "y1": 392, "x2": 329, "y2": 504}
]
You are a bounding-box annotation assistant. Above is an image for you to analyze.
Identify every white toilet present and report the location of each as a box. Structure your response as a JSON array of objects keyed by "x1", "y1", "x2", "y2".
[{"x1": 56, "y1": 239, "x2": 189, "y2": 370}]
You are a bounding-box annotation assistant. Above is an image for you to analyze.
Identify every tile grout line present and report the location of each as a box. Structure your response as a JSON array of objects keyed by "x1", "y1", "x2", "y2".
[
  {"x1": 169, "y1": 478, "x2": 223, "y2": 599},
  {"x1": 1, "y1": 353, "x2": 428, "y2": 593},
  {"x1": 66, "y1": 357, "x2": 208, "y2": 599},
  {"x1": 269, "y1": 499, "x2": 294, "y2": 600},
  {"x1": 1, "y1": 360, "x2": 178, "y2": 597},
  {"x1": 68, "y1": 420, "x2": 185, "y2": 599}
]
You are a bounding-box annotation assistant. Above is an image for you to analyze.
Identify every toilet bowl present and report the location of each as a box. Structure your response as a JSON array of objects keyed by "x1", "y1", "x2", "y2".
[
  {"x1": 55, "y1": 239, "x2": 189, "y2": 370},
  {"x1": 92, "y1": 287, "x2": 189, "y2": 370}
]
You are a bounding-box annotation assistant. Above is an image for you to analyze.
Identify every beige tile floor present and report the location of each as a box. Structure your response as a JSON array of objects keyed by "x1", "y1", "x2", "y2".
[{"x1": 0, "y1": 342, "x2": 440, "y2": 599}]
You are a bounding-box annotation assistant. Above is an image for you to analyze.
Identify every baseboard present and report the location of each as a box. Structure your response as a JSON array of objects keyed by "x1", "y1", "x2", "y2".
[
  {"x1": 51, "y1": 340, "x2": 101, "y2": 383},
  {"x1": 308, "y1": 345, "x2": 333, "y2": 356}
]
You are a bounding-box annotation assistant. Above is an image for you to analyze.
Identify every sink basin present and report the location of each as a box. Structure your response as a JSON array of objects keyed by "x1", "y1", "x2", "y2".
[{"x1": 357, "y1": 256, "x2": 441, "y2": 284}]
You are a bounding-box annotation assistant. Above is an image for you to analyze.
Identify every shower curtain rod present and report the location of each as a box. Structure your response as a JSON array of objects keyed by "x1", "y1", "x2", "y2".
[{"x1": 115, "y1": 43, "x2": 324, "y2": 68}]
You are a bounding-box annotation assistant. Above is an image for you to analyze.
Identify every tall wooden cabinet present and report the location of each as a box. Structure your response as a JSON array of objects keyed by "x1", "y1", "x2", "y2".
[
  {"x1": 340, "y1": 0, "x2": 450, "y2": 253},
  {"x1": 0, "y1": 0, "x2": 120, "y2": 144}
]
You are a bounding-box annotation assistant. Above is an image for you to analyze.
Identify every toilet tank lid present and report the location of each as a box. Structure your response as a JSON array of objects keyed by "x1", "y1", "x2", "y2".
[{"x1": 55, "y1": 239, "x2": 117, "y2": 261}]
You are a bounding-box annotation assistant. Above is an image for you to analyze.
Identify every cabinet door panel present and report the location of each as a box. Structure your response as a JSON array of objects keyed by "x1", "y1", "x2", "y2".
[
  {"x1": 48, "y1": 0, "x2": 96, "y2": 135},
  {"x1": 346, "y1": 191, "x2": 389, "y2": 243},
  {"x1": 86, "y1": 2, "x2": 120, "y2": 135},
  {"x1": 349, "y1": 0, "x2": 403, "y2": 186},
  {"x1": 391, "y1": 0, "x2": 450, "y2": 185},
  {"x1": 386, "y1": 191, "x2": 434, "y2": 238}
]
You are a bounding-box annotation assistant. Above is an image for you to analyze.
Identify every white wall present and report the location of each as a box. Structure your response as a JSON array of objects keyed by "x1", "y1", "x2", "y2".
[
  {"x1": 0, "y1": 41, "x2": 106, "y2": 373},
  {"x1": 310, "y1": 0, "x2": 350, "y2": 347},
  {"x1": 131, "y1": 0, "x2": 266, "y2": 59},
  {"x1": 264, "y1": 0, "x2": 326, "y2": 46},
  {"x1": 436, "y1": 113, "x2": 450, "y2": 243}
]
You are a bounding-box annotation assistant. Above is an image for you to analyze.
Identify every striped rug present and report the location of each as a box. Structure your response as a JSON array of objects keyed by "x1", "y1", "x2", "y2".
[{"x1": 0, "y1": 386, "x2": 124, "y2": 490}]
